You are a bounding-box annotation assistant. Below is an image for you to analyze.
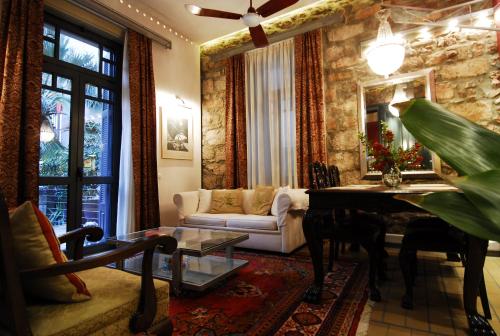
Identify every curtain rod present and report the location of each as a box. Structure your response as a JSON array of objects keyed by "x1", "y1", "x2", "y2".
[{"x1": 70, "y1": 0, "x2": 172, "y2": 49}]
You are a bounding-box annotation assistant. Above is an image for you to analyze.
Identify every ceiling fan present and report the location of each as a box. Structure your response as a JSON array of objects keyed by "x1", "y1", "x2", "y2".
[{"x1": 185, "y1": 0, "x2": 299, "y2": 48}]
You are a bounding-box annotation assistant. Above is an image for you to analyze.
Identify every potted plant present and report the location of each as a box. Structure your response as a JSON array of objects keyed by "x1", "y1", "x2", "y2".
[
  {"x1": 396, "y1": 98, "x2": 500, "y2": 335},
  {"x1": 359, "y1": 121, "x2": 424, "y2": 187}
]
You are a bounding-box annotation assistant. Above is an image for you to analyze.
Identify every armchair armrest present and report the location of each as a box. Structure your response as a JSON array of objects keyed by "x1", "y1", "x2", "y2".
[
  {"x1": 20, "y1": 235, "x2": 177, "y2": 279},
  {"x1": 173, "y1": 191, "x2": 200, "y2": 220},
  {"x1": 58, "y1": 225, "x2": 103, "y2": 260},
  {"x1": 20, "y1": 234, "x2": 178, "y2": 334}
]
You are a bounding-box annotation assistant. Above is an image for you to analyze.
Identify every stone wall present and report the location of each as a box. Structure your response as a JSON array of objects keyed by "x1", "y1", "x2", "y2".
[
  {"x1": 201, "y1": 1, "x2": 500, "y2": 188},
  {"x1": 201, "y1": 57, "x2": 227, "y2": 189},
  {"x1": 324, "y1": 4, "x2": 500, "y2": 185}
]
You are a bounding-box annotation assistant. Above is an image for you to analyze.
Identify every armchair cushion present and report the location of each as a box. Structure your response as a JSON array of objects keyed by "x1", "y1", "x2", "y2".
[
  {"x1": 9, "y1": 201, "x2": 91, "y2": 303},
  {"x1": 27, "y1": 266, "x2": 169, "y2": 336}
]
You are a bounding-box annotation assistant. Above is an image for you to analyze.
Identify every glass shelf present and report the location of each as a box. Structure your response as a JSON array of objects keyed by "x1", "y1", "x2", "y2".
[{"x1": 121, "y1": 253, "x2": 248, "y2": 290}]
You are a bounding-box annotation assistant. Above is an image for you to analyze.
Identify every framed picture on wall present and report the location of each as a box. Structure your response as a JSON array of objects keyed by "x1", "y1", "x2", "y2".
[{"x1": 161, "y1": 106, "x2": 193, "y2": 160}]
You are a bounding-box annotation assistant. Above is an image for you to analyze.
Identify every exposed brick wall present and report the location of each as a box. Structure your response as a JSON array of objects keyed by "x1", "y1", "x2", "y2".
[{"x1": 200, "y1": 1, "x2": 500, "y2": 188}]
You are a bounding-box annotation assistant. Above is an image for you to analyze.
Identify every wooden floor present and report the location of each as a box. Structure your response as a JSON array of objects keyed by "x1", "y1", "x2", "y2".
[{"x1": 362, "y1": 248, "x2": 500, "y2": 336}]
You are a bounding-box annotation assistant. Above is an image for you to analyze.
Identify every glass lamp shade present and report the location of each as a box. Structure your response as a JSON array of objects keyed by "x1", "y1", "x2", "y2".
[
  {"x1": 242, "y1": 13, "x2": 262, "y2": 27},
  {"x1": 389, "y1": 83, "x2": 409, "y2": 117},
  {"x1": 365, "y1": 41, "x2": 405, "y2": 78},
  {"x1": 40, "y1": 119, "x2": 55, "y2": 143},
  {"x1": 365, "y1": 9, "x2": 406, "y2": 78}
]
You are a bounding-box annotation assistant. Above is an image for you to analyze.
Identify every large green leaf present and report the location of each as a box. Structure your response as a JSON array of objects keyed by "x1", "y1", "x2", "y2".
[
  {"x1": 453, "y1": 169, "x2": 500, "y2": 228},
  {"x1": 398, "y1": 99, "x2": 500, "y2": 175},
  {"x1": 395, "y1": 192, "x2": 500, "y2": 242}
]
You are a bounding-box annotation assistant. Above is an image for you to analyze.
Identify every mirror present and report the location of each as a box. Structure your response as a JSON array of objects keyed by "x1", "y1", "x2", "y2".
[{"x1": 358, "y1": 69, "x2": 441, "y2": 179}]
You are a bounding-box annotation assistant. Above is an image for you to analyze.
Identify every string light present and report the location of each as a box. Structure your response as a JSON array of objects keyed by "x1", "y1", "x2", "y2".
[{"x1": 118, "y1": 0, "x2": 195, "y2": 46}]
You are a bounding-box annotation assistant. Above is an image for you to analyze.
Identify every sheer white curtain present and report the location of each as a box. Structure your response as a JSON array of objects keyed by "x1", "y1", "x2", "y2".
[
  {"x1": 245, "y1": 39, "x2": 297, "y2": 188},
  {"x1": 116, "y1": 32, "x2": 135, "y2": 236}
]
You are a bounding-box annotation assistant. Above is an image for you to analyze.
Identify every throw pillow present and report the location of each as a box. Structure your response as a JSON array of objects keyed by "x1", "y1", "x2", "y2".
[
  {"x1": 271, "y1": 186, "x2": 290, "y2": 216},
  {"x1": 9, "y1": 201, "x2": 91, "y2": 303},
  {"x1": 210, "y1": 189, "x2": 244, "y2": 214},
  {"x1": 248, "y1": 185, "x2": 275, "y2": 215},
  {"x1": 198, "y1": 189, "x2": 212, "y2": 213}
]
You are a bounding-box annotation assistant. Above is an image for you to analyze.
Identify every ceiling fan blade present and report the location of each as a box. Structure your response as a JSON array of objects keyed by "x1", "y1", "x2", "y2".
[
  {"x1": 256, "y1": 0, "x2": 299, "y2": 18},
  {"x1": 249, "y1": 25, "x2": 269, "y2": 48},
  {"x1": 185, "y1": 4, "x2": 242, "y2": 20}
]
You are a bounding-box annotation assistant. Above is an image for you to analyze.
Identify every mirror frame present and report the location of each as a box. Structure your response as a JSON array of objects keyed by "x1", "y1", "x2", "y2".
[{"x1": 357, "y1": 68, "x2": 441, "y2": 180}]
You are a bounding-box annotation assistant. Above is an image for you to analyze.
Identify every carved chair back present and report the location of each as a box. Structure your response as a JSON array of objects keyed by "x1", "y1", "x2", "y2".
[{"x1": 309, "y1": 162, "x2": 340, "y2": 189}]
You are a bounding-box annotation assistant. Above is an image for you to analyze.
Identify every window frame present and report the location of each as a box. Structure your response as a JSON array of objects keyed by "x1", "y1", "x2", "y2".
[{"x1": 40, "y1": 12, "x2": 123, "y2": 248}]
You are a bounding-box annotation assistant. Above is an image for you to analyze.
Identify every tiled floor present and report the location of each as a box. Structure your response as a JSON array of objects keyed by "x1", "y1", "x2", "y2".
[{"x1": 364, "y1": 248, "x2": 500, "y2": 336}]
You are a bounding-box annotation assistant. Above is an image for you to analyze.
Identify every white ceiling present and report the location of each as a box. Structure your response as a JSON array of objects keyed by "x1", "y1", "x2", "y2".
[{"x1": 138, "y1": 0, "x2": 322, "y2": 44}]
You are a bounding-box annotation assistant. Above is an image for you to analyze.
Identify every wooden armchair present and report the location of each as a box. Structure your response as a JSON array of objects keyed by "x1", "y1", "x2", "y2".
[{"x1": 0, "y1": 190, "x2": 177, "y2": 336}]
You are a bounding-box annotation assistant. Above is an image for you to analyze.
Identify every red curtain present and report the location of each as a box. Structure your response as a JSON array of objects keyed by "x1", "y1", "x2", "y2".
[
  {"x1": 127, "y1": 30, "x2": 160, "y2": 230},
  {"x1": 0, "y1": 0, "x2": 43, "y2": 207},
  {"x1": 294, "y1": 29, "x2": 327, "y2": 188},
  {"x1": 225, "y1": 54, "x2": 248, "y2": 189}
]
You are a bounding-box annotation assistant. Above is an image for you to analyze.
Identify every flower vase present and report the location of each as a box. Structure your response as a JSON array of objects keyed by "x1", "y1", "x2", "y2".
[{"x1": 382, "y1": 166, "x2": 402, "y2": 188}]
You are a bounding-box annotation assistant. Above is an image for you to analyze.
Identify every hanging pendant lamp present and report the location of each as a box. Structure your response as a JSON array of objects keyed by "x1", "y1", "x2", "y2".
[{"x1": 364, "y1": 9, "x2": 406, "y2": 78}]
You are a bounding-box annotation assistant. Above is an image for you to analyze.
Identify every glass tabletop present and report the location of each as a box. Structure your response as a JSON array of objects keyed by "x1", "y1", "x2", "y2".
[{"x1": 109, "y1": 227, "x2": 249, "y2": 255}]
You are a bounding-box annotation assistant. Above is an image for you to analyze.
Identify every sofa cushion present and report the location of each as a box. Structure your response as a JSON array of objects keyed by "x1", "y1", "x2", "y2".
[
  {"x1": 198, "y1": 189, "x2": 212, "y2": 213},
  {"x1": 9, "y1": 201, "x2": 91, "y2": 303},
  {"x1": 248, "y1": 185, "x2": 275, "y2": 215},
  {"x1": 210, "y1": 189, "x2": 244, "y2": 214},
  {"x1": 185, "y1": 213, "x2": 247, "y2": 227},
  {"x1": 27, "y1": 266, "x2": 169, "y2": 336},
  {"x1": 242, "y1": 189, "x2": 255, "y2": 214},
  {"x1": 226, "y1": 215, "x2": 278, "y2": 231}
]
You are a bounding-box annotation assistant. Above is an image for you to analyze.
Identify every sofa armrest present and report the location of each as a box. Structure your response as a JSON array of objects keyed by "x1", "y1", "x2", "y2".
[
  {"x1": 287, "y1": 189, "x2": 309, "y2": 211},
  {"x1": 275, "y1": 193, "x2": 292, "y2": 227},
  {"x1": 173, "y1": 191, "x2": 199, "y2": 220}
]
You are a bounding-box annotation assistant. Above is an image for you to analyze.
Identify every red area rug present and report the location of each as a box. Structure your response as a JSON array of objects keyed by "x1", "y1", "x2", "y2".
[{"x1": 169, "y1": 251, "x2": 368, "y2": 336}]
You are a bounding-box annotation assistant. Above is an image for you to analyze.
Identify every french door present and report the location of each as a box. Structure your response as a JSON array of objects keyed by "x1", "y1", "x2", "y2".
[{"x1": 39, "y1": 14, "x2": 122, "y2": 242}]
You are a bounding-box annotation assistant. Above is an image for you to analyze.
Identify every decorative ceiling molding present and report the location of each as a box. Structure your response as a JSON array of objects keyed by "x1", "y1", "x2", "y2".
[{"x1": 200, "y1": 0, "x2": 375, "y2": 57}]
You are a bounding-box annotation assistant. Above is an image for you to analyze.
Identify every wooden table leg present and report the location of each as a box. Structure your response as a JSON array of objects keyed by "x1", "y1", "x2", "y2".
[
  {"x1": 302, "y1": 208, "x2": 324, "y2": 304},
  {"x1": 464, "y1": 235, "x2": 496, "y2": 336}
]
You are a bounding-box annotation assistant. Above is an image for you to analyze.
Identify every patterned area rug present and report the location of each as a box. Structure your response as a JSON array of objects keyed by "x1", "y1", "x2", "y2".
[{"x1": 169, "y1": 251, "x2": 369, "y2": 336}]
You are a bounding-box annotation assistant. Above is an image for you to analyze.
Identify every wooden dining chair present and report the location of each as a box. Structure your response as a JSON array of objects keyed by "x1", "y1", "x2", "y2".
[
  {"x1": 399, "y1": 216, "x2": 491, "y2": 320},
  {"x1": 308, "y1": 162, "x2": 386, "y2": 301}
]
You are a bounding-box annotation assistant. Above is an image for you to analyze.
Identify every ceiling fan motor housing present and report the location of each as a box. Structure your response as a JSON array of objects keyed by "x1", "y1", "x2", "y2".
[{"x1": 242, "y1": 12, "x2": 262, "y2": 27}]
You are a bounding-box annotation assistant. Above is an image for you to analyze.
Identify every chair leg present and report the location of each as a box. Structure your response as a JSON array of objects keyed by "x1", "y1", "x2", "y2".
[
  {"x1": 360, "y1": 239, "x2": 381, "y2": 302},
  {"x1": 328, "y1": 237, "x2": 335, "y2": 272},
  {"x1": 479, "y1": 274, "x2": 492, "y2": 320},
  {"x1": 400, "y1": 245, "x2": 416, "y2": 309},
  {"x1": 460, "y1": 254, "x2": 491, "y2": 319}
]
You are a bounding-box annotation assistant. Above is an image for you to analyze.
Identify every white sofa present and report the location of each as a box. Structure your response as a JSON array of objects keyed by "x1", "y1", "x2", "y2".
[{"x1": 173, "y1": 188, "x2": 309, "y2": 253}]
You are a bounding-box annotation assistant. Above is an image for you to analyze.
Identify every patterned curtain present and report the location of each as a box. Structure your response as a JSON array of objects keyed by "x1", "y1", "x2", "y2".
[
  {"x1": 294, "y1": 29, "x2": 327, "y2": 188},
  {"x1": 127, "y1": 30, "x2": 160, "y2": 230},
  {"x1": 225, "y1": 54, "x2": 248, "y2": 188},
  {"x1": 0, "y1": 0, "x2": 43, "y2": 207}
]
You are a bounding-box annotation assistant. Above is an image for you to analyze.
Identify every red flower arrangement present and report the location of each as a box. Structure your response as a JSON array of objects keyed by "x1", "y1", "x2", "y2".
[{"x1": 359, "y1": 121, "x2": 424, "y2": 173}]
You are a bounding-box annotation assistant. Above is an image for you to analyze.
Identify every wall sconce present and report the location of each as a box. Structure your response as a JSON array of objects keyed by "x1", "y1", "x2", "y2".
[
  {"x1": 40, "y1": 118, "x2": 55, "y2": 143},
  {"x1": 364, "y1": 9, "x2": 406, "y2": 78}
]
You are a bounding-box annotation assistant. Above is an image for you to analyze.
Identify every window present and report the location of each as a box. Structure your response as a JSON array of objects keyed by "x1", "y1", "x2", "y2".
[
  {"x1": 39, "y1": 14, "x2": 122, "y2": 244},
  {"x1": 245, "y1": 39, "x2": 297, "y2": 188}
]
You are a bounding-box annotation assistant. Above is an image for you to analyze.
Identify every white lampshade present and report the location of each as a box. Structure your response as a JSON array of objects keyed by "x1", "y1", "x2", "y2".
[{"x1": 365, "y1": 10, "x2": 406, "y2": 78}]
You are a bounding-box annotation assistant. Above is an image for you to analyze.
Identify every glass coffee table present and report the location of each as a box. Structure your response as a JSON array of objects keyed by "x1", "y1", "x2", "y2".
[{"x1": 108, "y1": 227, "x2": 249, "y2": 295}]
